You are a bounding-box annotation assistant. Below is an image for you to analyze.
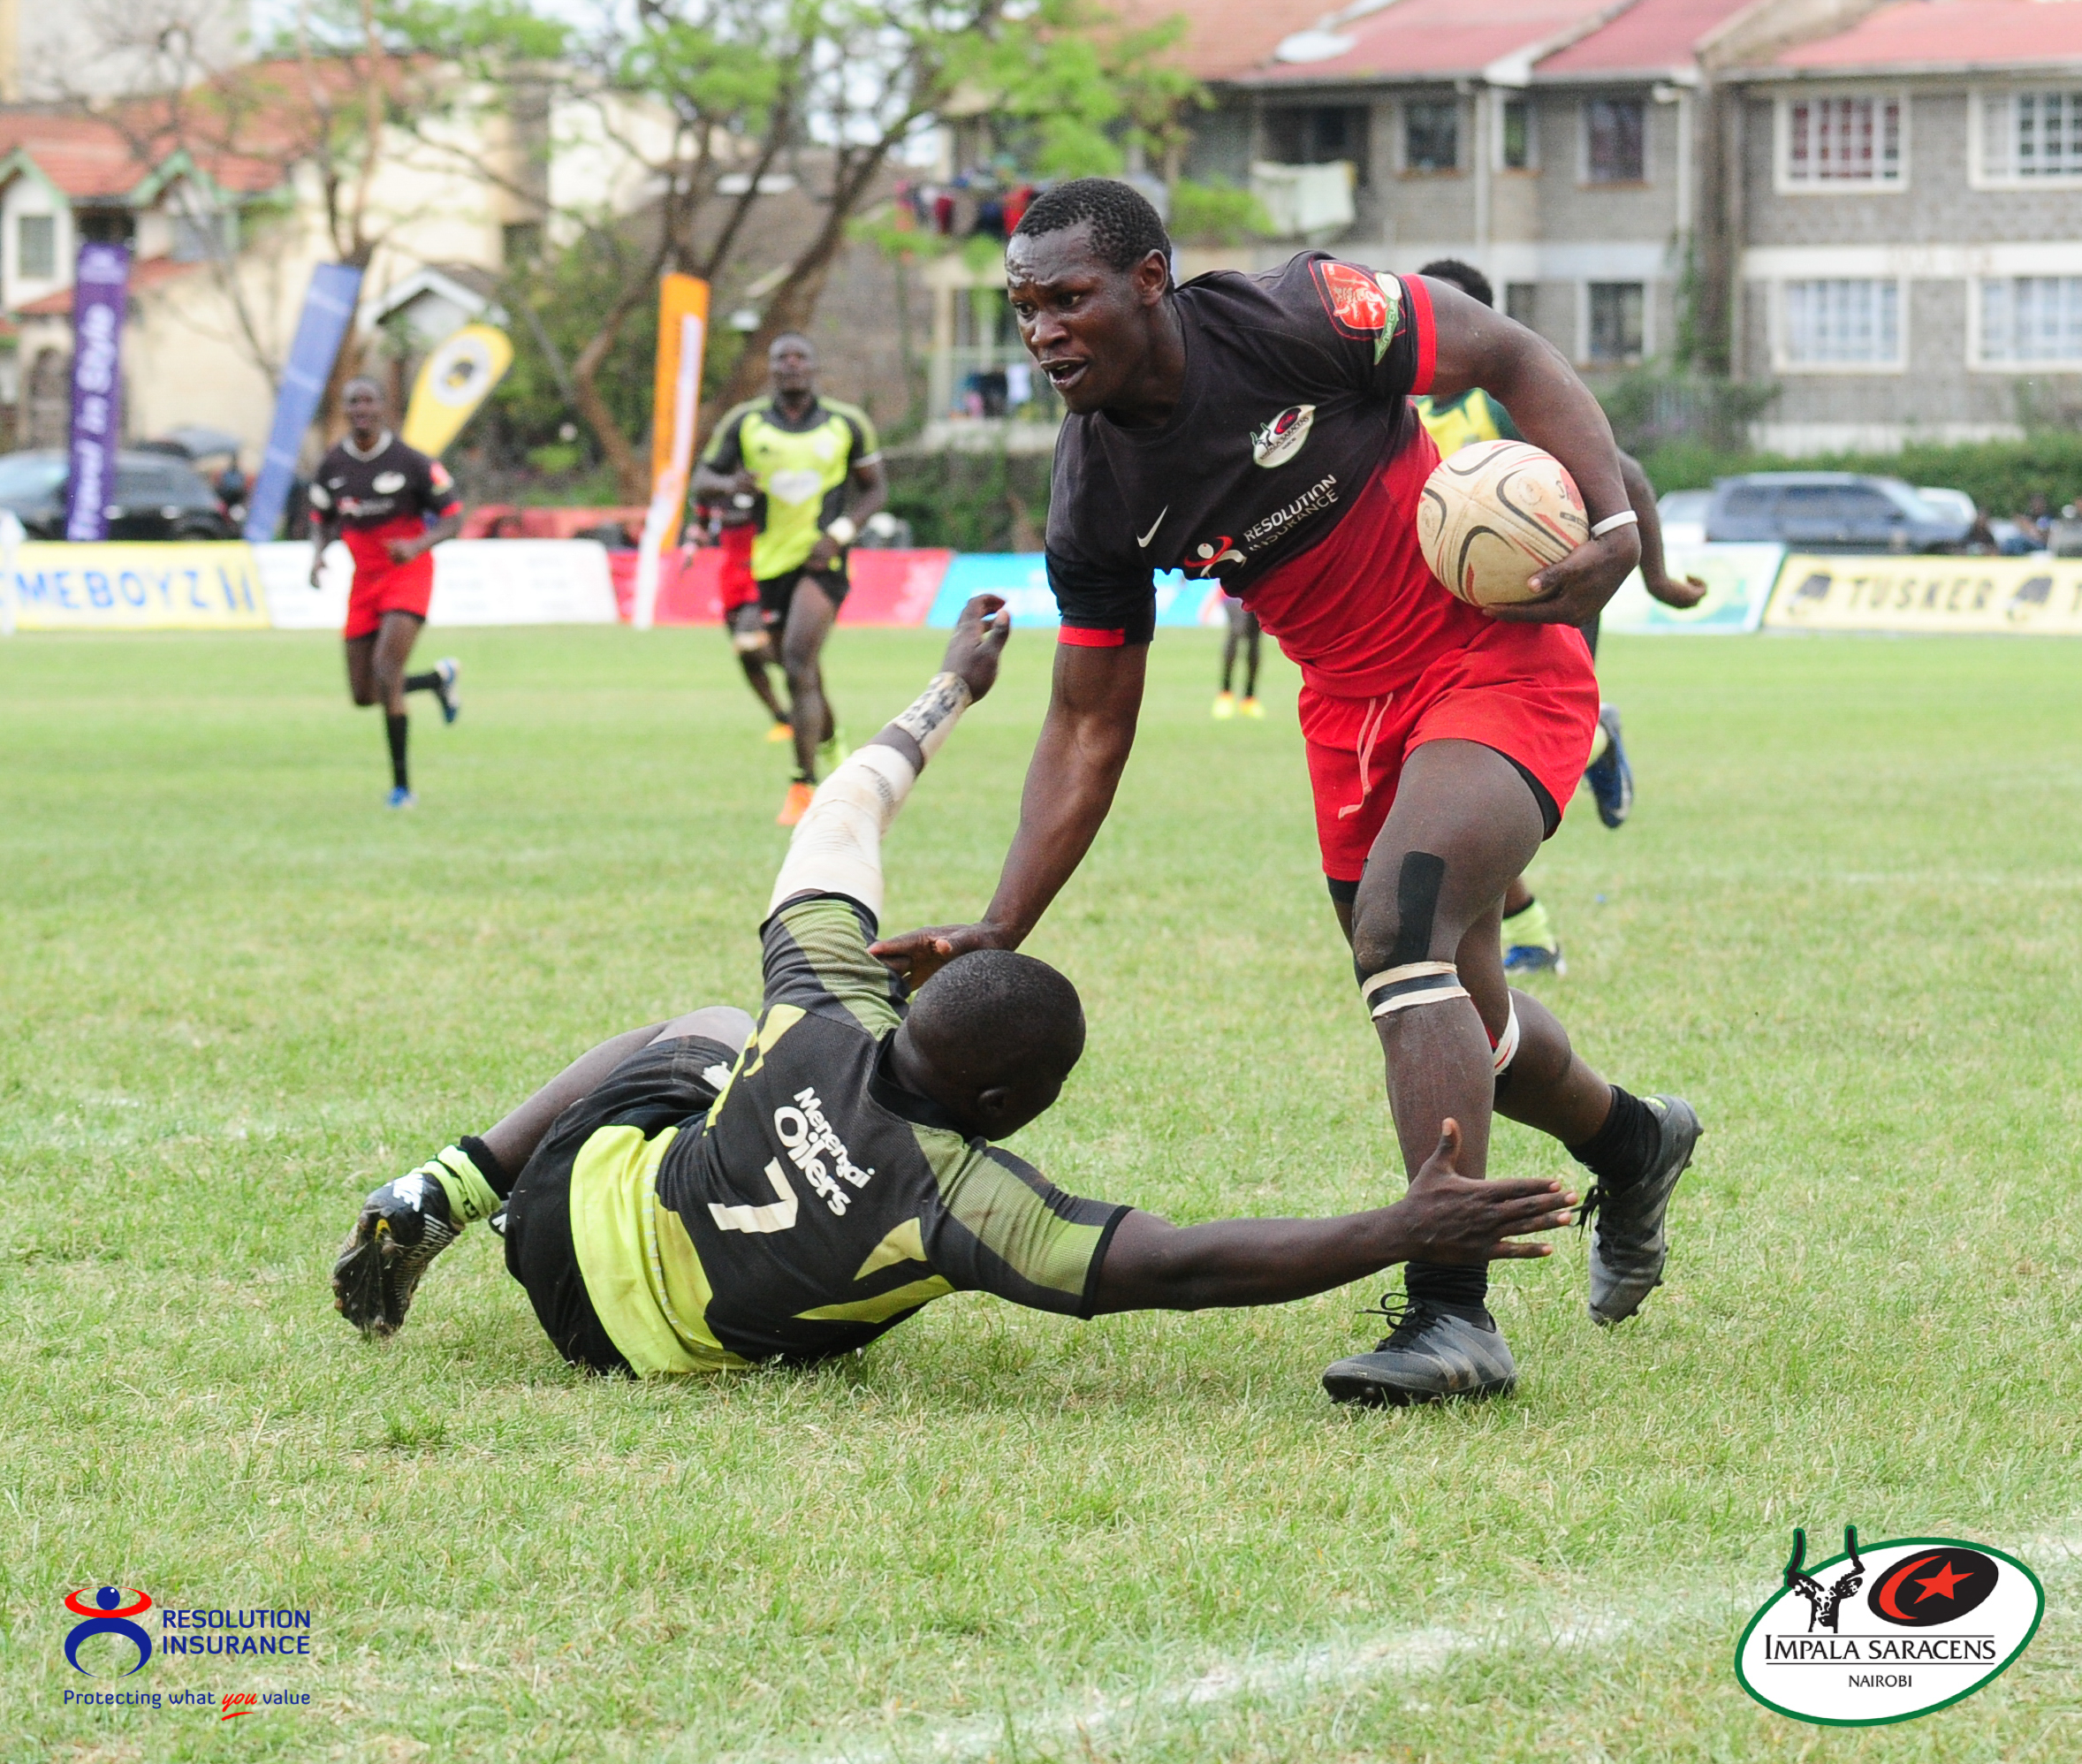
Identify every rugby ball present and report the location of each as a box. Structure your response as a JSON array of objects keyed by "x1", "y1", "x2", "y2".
[{"x1": 1417, "y1": 440, "x2": 1589, "y2": 607}]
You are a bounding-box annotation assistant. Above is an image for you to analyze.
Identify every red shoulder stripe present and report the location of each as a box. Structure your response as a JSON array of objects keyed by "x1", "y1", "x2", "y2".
[{"x1": 1404, "y1": 273, "x2": 1436, "y2": 396}]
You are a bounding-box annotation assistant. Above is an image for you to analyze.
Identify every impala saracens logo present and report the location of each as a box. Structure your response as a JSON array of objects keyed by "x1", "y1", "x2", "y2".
[
  {"x1": 1251, "y1": 405, "x2": 1315, "y2": 468},
  {"x1": 1309, "y1": 260, "x2": 1402, "y2": 362},
  {"x1": 1736, "y1": 1527, "x2": 2042, "y2": 1727}
]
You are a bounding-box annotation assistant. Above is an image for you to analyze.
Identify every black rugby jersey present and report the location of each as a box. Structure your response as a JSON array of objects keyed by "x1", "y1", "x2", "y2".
[
  {"x1": 564, "y1": 894, "x2": 1126, "y2": 1372},
  {"x1": 1045, "y1": 254, "x2": 1435, "y2": 644},
  {"x1": 307, "y1": 433, "x2": 459, "y2": 533}
]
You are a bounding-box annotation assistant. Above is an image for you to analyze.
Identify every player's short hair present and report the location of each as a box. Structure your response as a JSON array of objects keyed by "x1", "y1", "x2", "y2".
[
  {"x1": 769, "y1": 331, "x2": 816, "y2": 355},
  {"x1": 1012, "y1": 178, "x2": 1172, "y2": 276},
  {"x1": 1417, "y1": 258, "x2": 1493, "y2": 309},
  {"x1": 908, "y1": 949, "x2": 1085, "y2": 1097},
  {"x1": 342, "y1": 375, "x2": 384, "y2": 398}
]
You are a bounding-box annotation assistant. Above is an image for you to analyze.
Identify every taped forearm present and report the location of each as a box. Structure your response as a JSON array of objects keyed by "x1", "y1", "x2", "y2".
[{"x1": 765, "y1": 673, "x2": 976, "y2": 915}]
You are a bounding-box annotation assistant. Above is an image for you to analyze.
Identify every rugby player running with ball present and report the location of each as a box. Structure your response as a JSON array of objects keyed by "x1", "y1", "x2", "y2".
[
  {"x1": 308, "y1": 376, "x2": 464, "y2": 809},
  {"x1": 872, "y1": 179, "x2": 1703, "y2": 1406},
  {"x1": 331, "y1": 597, "x2": 1577, "y2": 1376}
]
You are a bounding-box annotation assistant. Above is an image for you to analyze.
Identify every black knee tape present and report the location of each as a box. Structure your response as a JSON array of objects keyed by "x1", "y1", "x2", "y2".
[{"x1": 1391, "y1": 852, "x2": 1447, "y2": 967}]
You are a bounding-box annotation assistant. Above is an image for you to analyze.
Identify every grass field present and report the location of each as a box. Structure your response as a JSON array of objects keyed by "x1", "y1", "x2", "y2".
[{"x1": 4, "y1": 621, "x2": 2080, "y2": 1762}]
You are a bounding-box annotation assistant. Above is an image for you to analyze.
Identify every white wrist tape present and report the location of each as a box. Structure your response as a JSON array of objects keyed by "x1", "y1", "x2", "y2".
[
  {"x1": 824, "y1": 515, "x2": 858, "y2": 548},
  {"x1": 1590, "y1": 509, "x2": 1639, "y2": 538},
  {"x1": 891, "y1": 671, "x2": 973, "y2": 764},
  {"x1": 767, "y1": 743, "x2": 916, "y2": 917}
]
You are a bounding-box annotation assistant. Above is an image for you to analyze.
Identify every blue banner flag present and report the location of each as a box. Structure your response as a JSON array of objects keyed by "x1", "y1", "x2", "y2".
[
  {"x1": 243, "y1": 263, "x2": 364, "y2": 543},
  {"x1": 64, "y1": 242, "x2": 132, "y2": 543}
]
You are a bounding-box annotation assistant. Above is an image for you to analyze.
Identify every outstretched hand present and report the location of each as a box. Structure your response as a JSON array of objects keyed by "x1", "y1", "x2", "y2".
[
  {"x1": 1647, "y1": 571, "x2": 1709, "y2": 610},
  {"x1": 1487, "y1": 525, "x2": 1641, "y2": 626},
  {"x1": 1392, "y1": 1120, "x2": 1576, "y2": 1263},
  {"x1": 940, "y1": 593, "x2": 1011, "y2": 702},
  {"x1": 870, "y1": 919, "x2": 1007, "y2": 985}
]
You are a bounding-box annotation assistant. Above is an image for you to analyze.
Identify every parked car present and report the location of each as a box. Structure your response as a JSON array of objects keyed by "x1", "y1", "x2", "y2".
[
  {"x1": 1703, "y1": 473, "x2": 1972, "y2": 552},
  {"x1": 0, "y1": 448, "x2": 238, "y2": 540},
  {"x1": 1656, "y1": 489, "x2": 1711, "y2": 546}
]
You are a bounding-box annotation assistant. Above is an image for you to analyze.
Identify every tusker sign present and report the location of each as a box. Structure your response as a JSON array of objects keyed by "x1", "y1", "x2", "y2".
[
  {"x1": 65, "y1": 242, "x2": 133, "y2": 543},
  {"x1": 7, "y1": 543, "x2": 270, "y2": 629},
  {"x1": 1765, "y1": 553, "x2": 2082, "y2": 634}
]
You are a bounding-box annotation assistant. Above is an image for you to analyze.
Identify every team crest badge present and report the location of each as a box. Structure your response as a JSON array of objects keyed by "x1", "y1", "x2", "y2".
[
  {"x1": 1251, "y1": 405, "x2": 1315, "y2": 468},
  {"x1": 372, "y1": 471, "x2": 407, "y2": 494},
  {"x1": 1311, "y1": 262, "x2": 1395, "y2": 337}
]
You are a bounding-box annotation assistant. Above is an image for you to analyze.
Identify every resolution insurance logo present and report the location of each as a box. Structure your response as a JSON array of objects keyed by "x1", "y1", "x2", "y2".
[
  {"x1": 1736, "y1": 1527, "x2": 2043, "y2": 1725},
  {"x1": 63, "y1": 1587, "x2": 155, "y2": 1677}
]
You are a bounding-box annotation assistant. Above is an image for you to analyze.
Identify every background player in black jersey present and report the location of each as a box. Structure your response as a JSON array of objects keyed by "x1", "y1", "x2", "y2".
[
  {"x1": 1411, "y1": 260, "x2": 1706, "y2": 975},
  {"x1": 331, "y1": 597, "x2": 1576, "y2": 1378},
  {"x1": 308, "y1": 377, "x2": 465, "y2": 808}
]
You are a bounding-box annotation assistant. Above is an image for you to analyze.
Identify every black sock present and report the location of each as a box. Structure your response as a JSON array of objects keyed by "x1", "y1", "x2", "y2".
[
  {"x1": 1569, "y1": 1086, "x2": 1661, "y2": 1191},
  {"x1": 404, "y1": 671, "x2": 441, "y2": 694},
  {"x1": 1403, "y1": 1260, "x2": 1489, "y2": 1318},
  {"x1": 385, "y1": 713, "x2": 409, "y2": 790},
  {"x1": 459, "y1": 1134, "x2": 515, "y2": 1199}
]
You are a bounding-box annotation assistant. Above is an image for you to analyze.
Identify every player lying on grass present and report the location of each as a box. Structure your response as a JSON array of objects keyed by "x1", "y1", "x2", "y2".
[{"x1": 332, "y1": 597, "x2": 1576, "y2": 1379}]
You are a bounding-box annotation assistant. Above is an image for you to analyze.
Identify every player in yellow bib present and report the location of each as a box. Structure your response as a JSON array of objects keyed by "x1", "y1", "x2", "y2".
[
  {"x1": 694, "y1": 334, "x2": 888, "y2": 826},
  {"x1": 1414, "y1": 260, "x2": 1706, "y2": 976}
]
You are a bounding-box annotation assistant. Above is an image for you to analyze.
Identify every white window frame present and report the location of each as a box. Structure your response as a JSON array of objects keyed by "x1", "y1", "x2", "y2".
[
  {"x1": 1774, "y1": 90, "x2": 1910, "y2": 193},
  {"x1": 1970, "y1": 274, "x2": 2082, "y2": 371},
  {"x1": 1969, "y1": 87, "x2": 2082, "y2": 189},
  {"x1": 1576, "y1": 278, "x2": 1653, "y2": 366},
  {"x1": 1495, "y1": 95, "x2": 1539, "y2": 173},
  {"x1": 1771, "y1": 277, "x2": 1907, "y2": 374},
  {"x1": 1578, "y1": 95, "x2": 1649, "y2": 186}
]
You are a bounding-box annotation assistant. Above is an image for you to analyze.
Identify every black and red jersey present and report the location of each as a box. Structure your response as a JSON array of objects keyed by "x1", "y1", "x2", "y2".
[
  {"x1": 308, "y1": 433, "x2": 460, "y2": 536},
  {"x1": 1044, "y1": 254, "x2": 1435, "y2": 647}
]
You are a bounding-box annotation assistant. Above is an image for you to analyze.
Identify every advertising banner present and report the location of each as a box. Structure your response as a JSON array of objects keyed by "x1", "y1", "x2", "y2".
[
  {"x1": 244, "y1": 263, "x2": 366, "y2": 543},
  {"x1": 607, "y1": 547, "x2": 954, "y2": 626},
  {"x1": 64, "y1": 242, "x2": 132, "y2": 543},
  {"x1": 400, "y1": 323, "x2": 514, "y2": 457},
  {"x1": 259, "y1": 539, "x2": 619, "y2": 631},
  {"x1": 925, "y1": 555, "x2": 1220, "y2": 628},
  {"x1": 632, "y1": 275, "x2": 710, "y2": 629},
  {"x1": 1599, "y1": 543, "x2": 1786, "y2": 635},
  {"x1": 8, "y1": 542, "x2": 270, "y2": 630},
  {"x1": 1765, "y1": 554, "x2": 2082, "y2": 634}
]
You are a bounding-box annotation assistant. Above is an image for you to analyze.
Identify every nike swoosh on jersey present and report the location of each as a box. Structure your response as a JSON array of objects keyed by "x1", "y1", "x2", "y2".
[{"x1": 1136, "y1": 506, "x2": 1168, "y2": 549}]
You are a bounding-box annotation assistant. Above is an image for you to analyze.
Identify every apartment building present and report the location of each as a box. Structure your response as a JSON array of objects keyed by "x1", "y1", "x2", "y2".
[{"x1": 1729, "y1": 0, "x2": 2082, "y2": 451}]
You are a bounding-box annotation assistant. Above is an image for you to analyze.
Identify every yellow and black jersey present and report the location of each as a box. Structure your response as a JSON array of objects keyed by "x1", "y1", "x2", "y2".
[
  {"x1": 1411, "y1": 386, "x2": 1521, "y2": 456},
  {"x1": 701, "y1": 396, "x2": 880, "y2": 582},
  {"x1": 555, "y1": 895, "x2": 1125, "y2": 1374}
]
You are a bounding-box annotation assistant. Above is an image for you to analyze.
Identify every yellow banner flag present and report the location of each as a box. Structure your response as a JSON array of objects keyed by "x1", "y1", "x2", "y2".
[
  {"x1": 401, "y1": 323, "x2": 515, "y2": 457},
  {"x1": 633, "y1": 275, "x2": 710, "y2": 629}
]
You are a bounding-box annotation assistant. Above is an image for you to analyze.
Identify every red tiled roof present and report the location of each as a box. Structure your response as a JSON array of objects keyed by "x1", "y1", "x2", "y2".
[
  {"x1": 1230, "y1": 0, "x2": 1626, "y2": 86},
  {"x1": 1117, "y1": 0, "x2": 1328, "y2": 80},
  {"x1": 1539, "y1": 0, "x2": 1759, "y2": 76},
  {"x1": 1774, "y1": 0, "x2": 2082, "y2": 72},
  {"x1": 13, "y1": 255, "x2": 203, "y2": 316}
]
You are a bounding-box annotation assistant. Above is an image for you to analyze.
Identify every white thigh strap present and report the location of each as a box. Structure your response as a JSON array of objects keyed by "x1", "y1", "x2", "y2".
[
  {"x1": 1361, "y1": 960, "x2": 1470, "y2": 1019},
  {"x1": 1493, "y1": 999, "x2": 1521, "y2": 1076}
]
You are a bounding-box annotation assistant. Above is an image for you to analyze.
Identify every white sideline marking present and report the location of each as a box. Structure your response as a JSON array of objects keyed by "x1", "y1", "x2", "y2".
[{"x1": 770, "y1": 1520, "x2": 2082, "y2": 1764}]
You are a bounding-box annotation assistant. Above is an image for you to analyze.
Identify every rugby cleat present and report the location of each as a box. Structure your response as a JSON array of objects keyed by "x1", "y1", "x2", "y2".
[
  {"x1": 434, "y1": 658, "x2": 462, "y2": 724},
  {"x1": 1584, "y1": 1095, "x2": 1704, "y2": 1325},
  {"x1": 1212, "y1": 691, "x2": 1236, "y2": 719},
  {"x1": 1504, "y1": 942, "x2": 1567, "y2": 977},
  {"x1": 331, "y1": 1167, "x2": 461, "y2": 1337},
  {"x1": 766, "y1": 720, "x2": 795, "y2": 743},
  {"x1": 1239, "y1": 696, "x2": 1265, "y2": 720},
  {"x1": 1584, "y1": 703, "x2": 1633, "y2": 828},
  {"x1": 818, "y1": 726, "x2": 851, "y2": 770},
  {"x1": 777, "y1": 779, "x2": 815, "y2": 826},
  {"x1": 386, "y1": 786, "x2": 417, "y2": 810},
  {"x1": 1322, "y1": 1301, "x2": 1518, "y2": 1406}
]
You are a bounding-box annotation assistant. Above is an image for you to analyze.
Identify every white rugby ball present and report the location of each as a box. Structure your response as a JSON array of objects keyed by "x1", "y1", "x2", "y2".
[{"x1": 1417, "y1": 440, "x2": 1589, "y2": 607}]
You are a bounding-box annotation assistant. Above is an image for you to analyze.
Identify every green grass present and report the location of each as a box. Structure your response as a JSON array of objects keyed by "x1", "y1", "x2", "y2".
[{"x1": 4, "y1": 624, "x2": 2081, "y2": 1762}]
